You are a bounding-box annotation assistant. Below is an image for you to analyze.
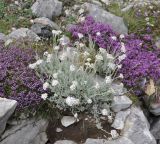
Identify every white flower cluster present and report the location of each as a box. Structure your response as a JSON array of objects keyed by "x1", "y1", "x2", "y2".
[{"x1": 31, "y1": 34, "x2": 125, "y2": 127}]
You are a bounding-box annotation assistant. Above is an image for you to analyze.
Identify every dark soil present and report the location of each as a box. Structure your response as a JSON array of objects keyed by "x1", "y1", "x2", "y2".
[{"x1": 47, "y1": 114, "x2": 119, "y2": 144}]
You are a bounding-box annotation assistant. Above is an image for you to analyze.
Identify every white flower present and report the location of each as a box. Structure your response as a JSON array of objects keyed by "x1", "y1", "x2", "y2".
[
  {"x1": 106, "y1": 53, "x2": 114, "y2": 60},
  {"x1": 119, "y1": 83, "x2": 124, "y2": 88},
  {"x1": 99, "y1": 48, "x2": 106, "y2": 54},
  {"x1": 53, "y1": 73, "x2": 58, "y2": 79},
  {"x1": 105, "y1": 76, "x2": 112, "y2": 84},
  {"x1": 59, "y1": 52, "x2": 67, "y2": 61},
  {"x1": 117, "y1": 64, "x2": 122, "y2": 69},
  {"x1": 78, "y1": 8, "x2": 84, "y2": 14},
  {"x1": 30, "y1": 19, "x2": 34, "y2": 23},
  {"x1": 65, "y1": 9, "x2": 70, "y2": 16},
  {"x1": 87, "y1": 98, "x2": 92, "y2": 104},
  {"x1": 65, "y1": 96, "x2": 80, "y2": 106},
  {"x1": 59, "y1": 35, "x2": 70, "y2": 46},
  {"x1": 46, "y1": 54, "x2": 52, "y2": 63},
  {"x1": 111, "y1": 130, "x2": 119, "y2": 139},
  {"x1": 94, "y1": 82, "x2": 100, "y2": 89},
  {"x1": 145, "y1": 17, "x2": 150, "y2": 21},
  {"x1": 70, "y1": 81, "x2": 78, "y2": 91},
  {"x1": 14, "y1": 1, "x2": 19, "y2": 5},
  {"x1": 74, "y1": 41, "x2": 80, "y2": 46},
  {"x1": 108, "y1": 63, "x2": 116, "y2": 70},
  {"x1": 96, "y1": 32, "x2": 101, "y2": 36},
  {"x1": 70, "y1": 65, "x2": 76, "y2": 72},
  {"x1": 72, "y1": 81, "x2": 78, "y2": 85},
  {"x1": 29, "y1": 63, "x2": 37, "y2": 69},
  {"x1": 83, "y1": 51, "x2": 90, "y2": 57},
  {"x1": 77, "y1": 33, "x2": 83, "y2": 39},
  {"x1": 101, "y1": 109, "x2": 109, "y2": 116},
  {"x1": 36, "y1": 59, "x2": 43, "y2": 65},
  {"x1": 43, "y1": 82, "x2": 49, "y2": 90},
  {"x1": 95, "y1": 54, "x2": 103, "y2": 61},
  {"x1": 111, "y1": 36, "x2": 117, "y2": 41},
  {"x1": 74, "y1": 113, "x2": 78, "y2": 118},
  {"x1": 78, "y1": 66, "x2": 83, "y2": 71},
  {"x1": 108, "y1": 115, "x2": 113, "y2": 123},
  {"x1": 79, "y1": 43, "x2": 85, "y2": 47},
  {"x1": 118, "y1": 54, "x2": 126, "y2": 62},
  {"x1": 51, "y1": 79, "x2": 59, "y2": 87},
  {"x1": 120, "y1": 42, "x2": 126, "y2": 53},
  {"x1": 41, "y1": 93, "x2": 48, "y2": 100},
  {"x1": 43, "y1": 51, "x2": 49, "y2": 56},
  {"x1": 90, "y1": 63, "x2": 95, "y2": 68},
  {"x1": 54, "y1": 46, "x2": 60, "y2": 50},
  {"x1": 119, "y1": 73, "x2": 124, "y2": 79},
  {"x1": 149, "y1": 6, "x2": 153, "y2": 9},
  {"x1": 85, "y1": 62, "x2": 92, "y2": 67},
  {"x1": 84, "y1": 81, "x2": 87, "y2": 85},
  {"x1": 87, "y1": 58, "x2": 91, "y2": 62},
  {"x1": 78, "y1": 16, "x2": 85, "y2": 22},
  {"x1": 120, "y1": 34, "x2": 125, "y2": 39},
  {"x1": 52, "y1": 30, "x2": 62, "y2": 36}
]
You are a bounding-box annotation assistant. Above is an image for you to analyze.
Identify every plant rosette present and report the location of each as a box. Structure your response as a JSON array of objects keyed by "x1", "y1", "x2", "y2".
[{"x1": 29, "y1": 33, "x2": 126, "y2": 128}]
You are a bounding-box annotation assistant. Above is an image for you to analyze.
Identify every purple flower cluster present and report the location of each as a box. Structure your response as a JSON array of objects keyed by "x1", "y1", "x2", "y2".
[
  {"x1": 121, "y1": 34, "x2": 160, "y2": 93},
  {"x1": 0, "y1": 41, "x2": 44, "y2": 109},
  {"x1": 69, "y1": 17, "x2": 160, "y2": 94},
  {"x1": 69, "y1": 16, "x2": 121, "y2": 53}
]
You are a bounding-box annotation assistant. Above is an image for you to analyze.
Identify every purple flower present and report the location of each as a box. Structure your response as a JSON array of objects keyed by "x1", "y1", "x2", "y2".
[
  {"x1": 69, "y1": 17, "x2": 160, "y2": 95},
  {"x1": 0, "y1": 41, "x2": 44, "y2": 110}
]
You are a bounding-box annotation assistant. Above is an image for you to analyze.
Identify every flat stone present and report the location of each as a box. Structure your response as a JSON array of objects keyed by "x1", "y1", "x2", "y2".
[
  {"x1": 6, "y1": 28, "x2": 40, "y2": 42},
  {"x1": 84, "y1": 137, "x2": 134, "y2": 144},
  {"x1": 33, "y1": 17, "x2": 60, "y2": 29},
  {"x1": 54, "y1": 140, "x2": 77, "y2": 144},
  {"x1": 122, "y1": 106, "x2": 156, "y2": 144},
  {"x1": 31, "y1": 0, "x2": 62, "y2": 19},
  {"x1": 82, "y1": 3, "x2": 128, "y2": 34},
  {"x1": 0, "y1": 98, "x2": 17, "y2": 136},
  {"x1": 111, "y1": 109, "x2": 130, "y2": 130},
  {"x1": 111, "y1": 96, "x2": 132, "y2": 112},
  {"x1": 0, "y1": 119, "x2": 48, "y2": 144},
  {"x1": 61, "y1": 116, "x2": 76, "y2": 127}
]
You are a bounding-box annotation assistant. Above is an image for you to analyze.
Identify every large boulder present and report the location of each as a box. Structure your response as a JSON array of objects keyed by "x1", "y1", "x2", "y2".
[
  {"x1": 122, "y1": 107, "x2": 156, "y2": 144},
  {"x1": 0, "y1": 98, "x2": 17, "y2": 136},
  {"x1": 31, "y1": 17, "x2": 59, "y2": 38},
  {"x1": 82, "y1": 3, "x2": 128, "y2": 34},
  {"x1": 0, "y1": 119, "x2": 48, "y2": 144},
  {"x1": 6, "y1": 28, "x2": 40, "y2": 42},
  {"x1": 0, "y1": 33, "x2": 6, "y2": 41},
  {"x1": 31, "y1": 0, "x2": 62, "y2": 19},
  {"x1": 84, "y1": 107, "x2": 156, "y2": 144}
]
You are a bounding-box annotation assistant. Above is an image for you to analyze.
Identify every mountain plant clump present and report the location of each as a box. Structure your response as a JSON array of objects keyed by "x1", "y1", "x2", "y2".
[
  {"x1": 29, "y1": 33, "x2": 125, "y2": 125},
  {"x1": 0, "y1": 41, "x2": 44, "y2": 111},
  {"x1": 69, "y1": 16, "x2": 160, "y2": 95}
]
